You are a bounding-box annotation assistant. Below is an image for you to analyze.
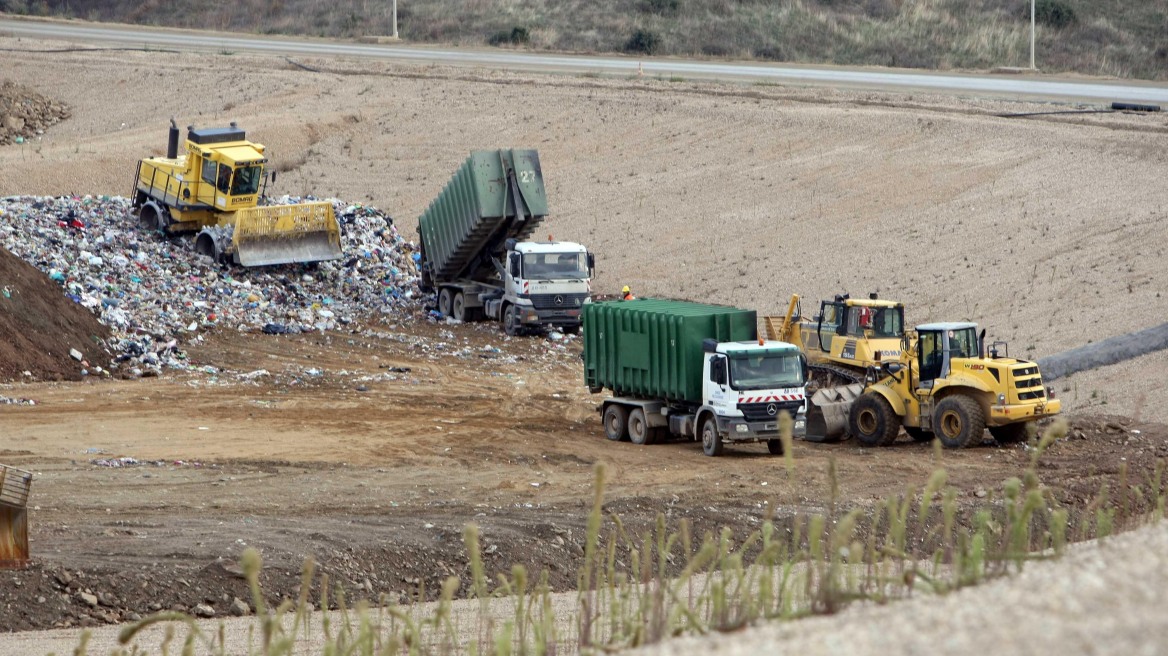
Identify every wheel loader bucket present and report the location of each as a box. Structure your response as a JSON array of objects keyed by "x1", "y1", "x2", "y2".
[
  {"x1": 232, "y1": 202, "x2": 342, "y2": 267},
  {"x1": 805, "y1": 383, "x2": 864, "y2": 443}
]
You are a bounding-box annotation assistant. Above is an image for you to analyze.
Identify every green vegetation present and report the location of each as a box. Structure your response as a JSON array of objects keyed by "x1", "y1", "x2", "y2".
[
  {"x1": 69, "y1": 419, "x2": 1167, "y2": 654},
  {"x1": 2, "y1": 0, "x2": 1166, "y2": 79}
]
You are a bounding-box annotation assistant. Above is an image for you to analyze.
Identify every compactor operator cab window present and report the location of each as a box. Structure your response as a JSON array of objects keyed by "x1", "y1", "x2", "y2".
[
  {"x1": 230, "y1": 165, "x2": 262, "y2": 196},
  {"x1": 201, "y1": 159, "x2": 217, "y2": 187},
  {"x1": 215, "y1": 163, "x2": 232, "y2": 194}
]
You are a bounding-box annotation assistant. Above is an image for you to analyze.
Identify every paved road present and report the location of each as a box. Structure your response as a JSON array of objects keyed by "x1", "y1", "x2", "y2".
[{"x1": 2, "y1": 17, "x2": 1167, "y2": 105}]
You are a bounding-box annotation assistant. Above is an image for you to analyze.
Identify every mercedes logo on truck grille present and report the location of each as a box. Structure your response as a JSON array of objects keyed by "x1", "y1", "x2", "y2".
[
  {"x1": 767, "y1": 403, "x2": 778, "y2": 416},
  {"x1": 554, "y1": 295, "x2": 564, "y2": 305}
]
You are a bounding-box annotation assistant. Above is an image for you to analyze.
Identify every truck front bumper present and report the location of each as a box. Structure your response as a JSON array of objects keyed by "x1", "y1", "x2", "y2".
[
  {"x1": 517, "y1": 307, "x2": 583, "y2": 327},
  {"x1": 987, "y1": 398, "x2": 1062, "y2": 426},
  {"x1": 716, "y1": 416, "x2": 807, "y2": 442}
]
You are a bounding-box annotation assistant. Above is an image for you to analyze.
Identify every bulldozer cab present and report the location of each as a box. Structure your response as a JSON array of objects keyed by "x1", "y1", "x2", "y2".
[{"x1": 815, "y1": 297, "x2": 905, "y2": 353}]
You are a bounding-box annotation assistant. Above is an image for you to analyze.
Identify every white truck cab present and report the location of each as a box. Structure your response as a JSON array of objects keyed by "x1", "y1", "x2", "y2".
[
  {"x1": 487, "y1": 239, "x2": 593, "y2": 335},
  {"x1": 697, "y1": 339, "x2": 808, "y2": 455}
]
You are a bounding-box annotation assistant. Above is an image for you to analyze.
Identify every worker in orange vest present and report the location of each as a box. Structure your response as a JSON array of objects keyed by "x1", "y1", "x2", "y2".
[{"x1": 621, "y1": 285, "x2": 636, "y2": 301}]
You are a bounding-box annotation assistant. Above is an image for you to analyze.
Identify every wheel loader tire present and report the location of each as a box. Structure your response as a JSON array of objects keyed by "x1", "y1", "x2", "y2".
[
  {"x1": 628, "y1": 408, "x2": 655, "y2": 445},
  {"x1": 849, "y1": 393, "x2": 899, "y2": 447},
  {"x1": 452, "y1": 292, "x2": 468, "y2": 322},
  {"x1": 701, "y1": 417, "x2": 724, "y2": 457},
  {"x1": 989, "y1": 423, "x2": 1029, "y2": 444},
  {"x1": 933, "y1": 396, "x2": 986, "y2": 448},
  {"x1": 904, "y1": 426, "x2": 935, "y2": 443},
  {"x1": 438, "y1": 288, "x2": 454, "y2": 317},
  {"x1": 766, "y1": 439, "x2": 784, "y2": 455},
  {"x1": 603, "y1": 404, "x2": 629, "y2": 441}
]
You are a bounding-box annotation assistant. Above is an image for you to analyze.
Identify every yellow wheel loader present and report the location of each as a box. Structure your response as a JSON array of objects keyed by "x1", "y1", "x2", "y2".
[
  {"x1": 825, "y1": 322, "x2": 1060, "y2": 448},
  {"x1": 131, "y1": 121, "x2": 342, "y2": 267}
]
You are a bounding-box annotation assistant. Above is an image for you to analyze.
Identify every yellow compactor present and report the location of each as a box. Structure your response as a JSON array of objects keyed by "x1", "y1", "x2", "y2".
[{"x1": 131, "y1": 121, "x2": 342, "y2": 267}]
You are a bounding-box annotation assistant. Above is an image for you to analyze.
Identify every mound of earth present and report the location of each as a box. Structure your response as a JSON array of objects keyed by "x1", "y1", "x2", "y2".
[
  {"x1": 0, "y1": 246, "x2": 109, "y2": 381},
  {"x1": 0, "y1": 79, "x2": 70, "y2": 146}
]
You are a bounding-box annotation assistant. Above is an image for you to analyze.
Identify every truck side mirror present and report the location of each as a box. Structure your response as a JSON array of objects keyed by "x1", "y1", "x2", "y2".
[
  {"x1": 508, "y1": 252, "x2": 521, "y2": 277},
  {"x1": 586, "y1": 252, "x2": 595, "y2": 271},
  {"x1": 800, "y1": 354, "x2": 809, "y2": 383},
  {"x1": 709, "y1": 356, "x2": 725, "y2": 385}
]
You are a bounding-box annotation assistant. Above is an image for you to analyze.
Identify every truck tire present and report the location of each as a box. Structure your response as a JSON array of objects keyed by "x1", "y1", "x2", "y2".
[
  {"x1": 701, "y1": 417, "x2": 723, "y2": 456},
  {"x1": 933, "y1": 396, "x2": 986, "y2": 448},
  {"x1": 603, "y1": 404, "x2": 630, "y2": 441},
  {"x1": 628, "y1": 408, "x2": 657, "y2": 445},
  {"x1": 452, "y1": 292, "x2": 468, "y2": 322},
  {"x1": 904, "y1": 426, "x2": 935, "y2": 443},
  {"x1": 849, "y1": 393, "x2": 899, "y2": 447},
  {"x1": 766, "y1": 439, "x2": 784, "y2": 455},
  {"x1": 503, "y1": 305, "x2": 522, "y2": 336},
  {"x1": 438, "y1": 288, "x2": 454, "y2": 317},
  {"x1": 989, "y1": 423, "x2": 1029, "y2": 444}
]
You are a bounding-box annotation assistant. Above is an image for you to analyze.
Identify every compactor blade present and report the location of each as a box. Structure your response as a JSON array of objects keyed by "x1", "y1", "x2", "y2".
[
  {"x1": 805, "y1": 383, "x2": 864, "y2": 442},
  {"x1": 233, "y1": 202, "x2": 343, "y2": 267}
]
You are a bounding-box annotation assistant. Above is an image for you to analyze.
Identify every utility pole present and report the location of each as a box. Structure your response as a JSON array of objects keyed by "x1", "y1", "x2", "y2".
[
  {"x1": 1030, "y1": 0, "x2": 1036, "y2": 69},
  {"x1": 392, "y1": 0, "x2": 399, "y2": 39}
]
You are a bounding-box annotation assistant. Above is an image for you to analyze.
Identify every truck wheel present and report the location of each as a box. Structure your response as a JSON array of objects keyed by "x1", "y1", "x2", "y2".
[
  {"x1": 989, "y1": 423, "x2": 1029, "y2": 444},
  {"x1": 627, "y1": 408, "x2": 656, "y2": 445},
  {"x1": 904, "y1": 426, "x2": 935, "y2": 443},
  {"x1": 701, "y1": 418, "x2": 723, "y2": 456},
  {"x1": 452, "y1": 292, "x2": 468, "y2": 322},
  {"x1": 766, "y1": 439, "x2": 784, "y2": 455},
  {"x1": 849, "y1": 393, "x2": 899, "y2": 447},
  {"x1": 933, "y1": 396, "x2": 986, "y2": 448},
  {"x1": 438, "y1": 288, "x2": 454, "y2": 317},
  {"x1": 603, "y1": 404, "x2": 629, "y2": 441},
  {"x1": 503, "y1": 305, "x2": 521, "y2": 336}
]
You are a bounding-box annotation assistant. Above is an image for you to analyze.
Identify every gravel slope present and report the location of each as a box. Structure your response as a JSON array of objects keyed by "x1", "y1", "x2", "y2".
[{"x1": 637, "y1": 520, "x2": 1168, "y2": 656}]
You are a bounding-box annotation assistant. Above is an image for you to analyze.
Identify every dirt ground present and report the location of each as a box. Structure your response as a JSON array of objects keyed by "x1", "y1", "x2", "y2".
[
  {"x1": 2, "y1": 318, "x2": 1166, "y2": 632},
  {"x1": 2, "y1": 29, "x2": 1168, "y2": 637}
]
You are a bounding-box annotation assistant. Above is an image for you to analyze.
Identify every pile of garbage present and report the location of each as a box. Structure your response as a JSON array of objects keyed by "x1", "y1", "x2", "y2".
[{"x1": 0, "y1": 195, "x2": 420, "y2": 376}]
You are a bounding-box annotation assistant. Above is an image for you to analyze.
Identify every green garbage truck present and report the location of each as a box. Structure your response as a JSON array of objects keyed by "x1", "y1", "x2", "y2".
[
  {"x1": 417, "y1": 149, "x2": 594, "y2": 335},
  {"x1": 583, "y1": 299, "x2": 809, "y2": 456}
]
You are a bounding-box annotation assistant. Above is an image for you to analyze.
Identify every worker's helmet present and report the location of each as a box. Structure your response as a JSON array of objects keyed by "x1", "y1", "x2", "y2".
[{"x1": 622, "y1": 285, "x2": 631, "y2": 294}]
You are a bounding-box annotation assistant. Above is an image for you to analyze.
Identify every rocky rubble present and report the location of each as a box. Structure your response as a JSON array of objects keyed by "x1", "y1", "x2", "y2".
[
  {"x1": 0, "y1": 194, "x2": 420, "y2": 377},
  {"x1": 0, "y1": 80, "x2": 70, "y2": 146}
]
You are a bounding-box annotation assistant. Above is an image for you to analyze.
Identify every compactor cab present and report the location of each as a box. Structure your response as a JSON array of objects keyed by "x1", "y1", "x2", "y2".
[{"x1": 132, "y1": 121, "x2": 342, "y2": 267}]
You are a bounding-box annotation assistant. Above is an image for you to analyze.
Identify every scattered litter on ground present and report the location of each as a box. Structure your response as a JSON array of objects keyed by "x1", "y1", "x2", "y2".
[{"x1": 0, "y1": 395, "x2": 37, "y2": 406}]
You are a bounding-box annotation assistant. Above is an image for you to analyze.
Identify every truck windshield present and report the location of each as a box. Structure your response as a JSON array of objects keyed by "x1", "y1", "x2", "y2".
[
  {"x1": 521, "y1": 252, "x2": 587, "y2": 280},
  {"x1": 230, "y1": 165, "x2": 262, "y2": 196},
  {"x1": 729, "y1": 354, "x2": 804, "y2": 391}
]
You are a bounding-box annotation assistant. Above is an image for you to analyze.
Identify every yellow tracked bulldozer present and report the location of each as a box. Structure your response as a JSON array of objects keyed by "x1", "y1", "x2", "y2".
[
  {"x1": 764, "y1": 292, "x2": 906, "y2": 386},
  {"x1": 131, "y1": 121, "x2": 342, "y2": 267}
]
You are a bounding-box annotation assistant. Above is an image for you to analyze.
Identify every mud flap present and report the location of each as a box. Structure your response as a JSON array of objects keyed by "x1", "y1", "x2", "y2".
[
  {"x1": 805, "y1": 383, "x2": 864, "y2": 442},
  {"x1": 233, "y1": 202, "x2": 343, "y2": 267}
]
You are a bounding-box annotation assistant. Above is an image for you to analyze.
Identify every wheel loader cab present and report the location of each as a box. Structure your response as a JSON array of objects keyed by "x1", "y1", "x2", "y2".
[{"x1": 916, "y1": 323, "x2": 979, "y2": 388}]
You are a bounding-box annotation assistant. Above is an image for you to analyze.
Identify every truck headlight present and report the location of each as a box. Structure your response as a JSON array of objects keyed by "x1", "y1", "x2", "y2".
[
  {"x1": 998, "y1": 394, "x2": 1006, "y2": 404},
  {"x1": 735, "y1": 424, "x2": 749, "y2": 433},
  {"x1": 795, "y1": 420, "x2": 805, "y2": 429}
]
